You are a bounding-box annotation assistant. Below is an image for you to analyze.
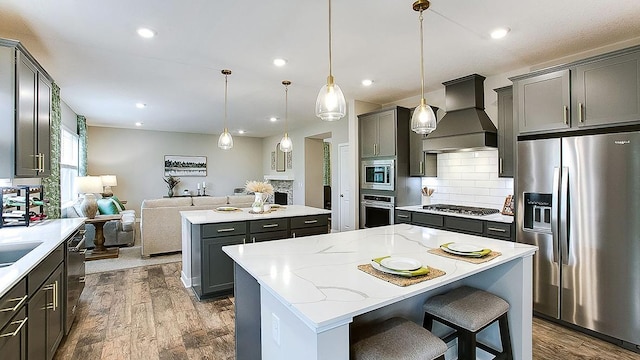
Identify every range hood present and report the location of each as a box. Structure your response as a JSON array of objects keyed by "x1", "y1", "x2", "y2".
[{"x1": 423, "y1": 74, "x2": 497, "y2": 153}]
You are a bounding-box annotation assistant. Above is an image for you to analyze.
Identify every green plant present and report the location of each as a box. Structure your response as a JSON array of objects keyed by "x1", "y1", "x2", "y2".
[{"x1": 163, "y1": 175, "x2": 180, "y2": 190}]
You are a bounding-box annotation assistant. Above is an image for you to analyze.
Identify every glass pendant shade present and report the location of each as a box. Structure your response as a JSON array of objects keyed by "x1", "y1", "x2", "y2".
[
  {"x1": 316, "y1": 79, "x2": 346, "y2": 122},
  {"x1": 411, "y1": 100, "x2": 437, "y2": 134},
  {"x1": 218, "y1": 128, "x2": 233, "y2": 150},
  {"x1": 279, "y1": 133, "x2": 293, "y2": 153}
]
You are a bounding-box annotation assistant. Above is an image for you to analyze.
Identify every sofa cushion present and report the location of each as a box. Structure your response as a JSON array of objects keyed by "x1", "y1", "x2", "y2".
[
  {"x1": 142, "y1": 197, "x2": 192, "y2": 208},
  {"x1": 227, "y1": 195, "x2": 255, "y2": 208},
  {"x1": 97, "y1": 198, "x2": 120, "y2": 215},
  {"x1": 192, "y1": 196, "x2": 227, "y2": 207},
  {"x1": 111, "y1": 195, "x2": 126, "y2": 211}
]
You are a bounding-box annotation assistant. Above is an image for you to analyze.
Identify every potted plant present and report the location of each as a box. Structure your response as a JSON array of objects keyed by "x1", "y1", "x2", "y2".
[{"x1": 163, "y1": 175, "x2": 181, "y2": 197}]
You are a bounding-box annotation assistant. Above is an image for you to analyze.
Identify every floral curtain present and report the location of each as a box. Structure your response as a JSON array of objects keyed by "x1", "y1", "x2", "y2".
[
  {"x1": 42, "y1": 83, "x2": 61, "y2": 219},
  {"x1": 323, "y1": 142, "x2": 331, "y2": 186},
  {"x1": 77, "y1": 115, "x2": 87, "y2": 176}
]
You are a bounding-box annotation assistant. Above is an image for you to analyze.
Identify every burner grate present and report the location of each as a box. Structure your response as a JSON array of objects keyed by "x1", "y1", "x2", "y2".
[{"x1": 422, "y1": 204, "x2": 499, "y2": 216}]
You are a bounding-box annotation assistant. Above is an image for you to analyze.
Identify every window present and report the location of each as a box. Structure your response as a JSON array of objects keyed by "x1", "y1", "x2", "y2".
[{"x1": 60, "y1": 126, "x2": 79, "y2": 206}]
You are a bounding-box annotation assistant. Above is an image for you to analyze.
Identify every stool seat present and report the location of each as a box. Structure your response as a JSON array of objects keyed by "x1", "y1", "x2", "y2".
[
  {"x1": 351, "y1": 317, "x2": 447, "y2": 360},
  {"x1": 423, "y1": 286, "x2": 509, "y2": 332}
]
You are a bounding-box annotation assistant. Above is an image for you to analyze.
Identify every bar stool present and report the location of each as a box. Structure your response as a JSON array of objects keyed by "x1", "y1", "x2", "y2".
[
  {"x1": 351, "y1": 317, "x2": 447, "y2": 360},
  {"x1": 422, "y1": 286, "x2": 513, "y2": 360}
]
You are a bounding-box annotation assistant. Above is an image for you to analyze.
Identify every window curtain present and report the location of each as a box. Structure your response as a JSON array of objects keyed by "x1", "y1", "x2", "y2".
[
  {"x1": 77, "y1": 115, "x2": 87, "y2": 176},
  {"x1": 323, "y1": 142, "x2": 331, "y2": 186},
  {"x1": 42, "y1": 83, "x2": 61, "y2": 219}
]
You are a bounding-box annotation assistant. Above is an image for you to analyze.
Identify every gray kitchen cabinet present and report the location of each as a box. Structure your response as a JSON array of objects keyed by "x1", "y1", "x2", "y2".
[
  {"x1": 395, "y1": 210, "x2": 412, "y2": 224},
  {"x1": 403, "y1": 209, "x2": 515, "y2": 241},
  {"x1": 249, "y1": 218, "x2": 289, "y2": 243},
  {"x1": 495, "y1": 86, "x2": 514, "y2": 177},
  {"x1": 359, "y1": 108, "x2": 403, "y2": 158},
  {"x1": 290, "y1": 215, "x2": 329, "y2": 238},
  {"x1": 192, "y1": 222, "x2": 246, "y2": 300},
  {"x1": 28, "y1": 262, "x2": 64, "y2": 360},
  {"x1": 515, "y1": 69, "x2": 570, "y2": 135},
  {"x1": 409, "y1": 107, "x2": 438, "y2": 177},
  {"x1": 0, "y1": 279, "x2": 27, "y2": 360},
  {"x1": 572, "y1": 51, "x2": 640, "y2": 128}
]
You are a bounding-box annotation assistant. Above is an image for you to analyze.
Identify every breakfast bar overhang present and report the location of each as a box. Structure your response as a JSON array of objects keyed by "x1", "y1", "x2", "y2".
[{"x1": 223, "y1": 224, "x2": 537, "y2": 360}]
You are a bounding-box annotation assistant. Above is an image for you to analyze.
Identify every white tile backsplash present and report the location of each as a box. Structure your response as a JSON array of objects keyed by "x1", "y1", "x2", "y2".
[{"x1": 422, "y1": 150, "x2": 514, "y2": 210}]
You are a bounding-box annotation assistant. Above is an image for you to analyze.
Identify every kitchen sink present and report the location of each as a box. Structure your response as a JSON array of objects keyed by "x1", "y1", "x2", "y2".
[{"x1": 0, "y1": 242, "x2": 43, "y2": 268}]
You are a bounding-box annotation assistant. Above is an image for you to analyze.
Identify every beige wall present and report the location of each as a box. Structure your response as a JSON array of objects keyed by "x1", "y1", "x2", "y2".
[
  {"x1": 304, "y1": 138, "x2": 324, "y2": 209},
  {"x1": 87, "y1": 126, "x2": 264, "y2": 215}
]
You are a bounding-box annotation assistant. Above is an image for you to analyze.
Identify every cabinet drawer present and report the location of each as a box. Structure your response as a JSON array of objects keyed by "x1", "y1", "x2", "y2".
[
  {"x1": 250, "y1": 218, "x2": 288, "y2": 233},
  {"x1": 486, "y1": 222, "x2": 513, "y2": 240},
  {"x1": 290, "y1": 215, "x2": 328, "y2": 229},
  {"x1": 291, "y1": 226, "x2": 328, "y2": 238},
  {"x1": 28, "y1": 243, "x2": 63, "y2": 296},
  {"x1": 0, "y1": 278, "x2": 27, "y2": 330},
  {"x1": 445, "y1": 217, "x2": 484, "y2": 235},
  {"x1": 251, "y1": 230, "x2": 289, "y2": 243},
  {"x1": 0, "y1": 306, "x2": 26, "y2": 357},
  {"x1": 395, "y1": 210, "x2": 412, "y2": 224},
  {"x1": 201, "y1": 222, "x2": 246, "y2": 238},
  {"x1": 412, "y1": 213, "x2": 444, "y2": 228}
]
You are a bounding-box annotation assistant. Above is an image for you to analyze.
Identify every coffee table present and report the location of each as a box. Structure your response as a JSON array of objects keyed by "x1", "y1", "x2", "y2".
[{"x1": 85, "y1": 214, "x2": 122, "y2": 261}]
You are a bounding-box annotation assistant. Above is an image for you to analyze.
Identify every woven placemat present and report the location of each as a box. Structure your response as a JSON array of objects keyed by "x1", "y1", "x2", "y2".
[
  {"x1": 428, "y1": 248, "x2": 501, "y2": 264},
  {"x1": 357, "y1": 264, "x2": 446, "y2": 287},
  {"x1": 214, "y1": 209, "x2": 242, "y2": 213}
]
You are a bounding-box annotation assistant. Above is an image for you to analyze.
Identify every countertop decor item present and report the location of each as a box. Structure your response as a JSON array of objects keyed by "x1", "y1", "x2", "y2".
[
  {"x1": 218, "y1": 69, "x2": 234, "y2": 150},
  {"x1": 163, "y1": 175, "x2": 181, "y2": 197},
  {"x1": 75, "y1": 175, "x2": 103, "y2": 218},
  {"x1": 245, "y1": 180, "x2": 274, "y2": 213},
  {"x1": 410, "y1": 0, "x2": 437, "y2": 134}
]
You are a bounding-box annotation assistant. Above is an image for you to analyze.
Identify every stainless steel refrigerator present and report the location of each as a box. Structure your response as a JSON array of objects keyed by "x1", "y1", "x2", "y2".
[{"x1": 517, "y1": 130, "x2": 640, "y2": 351}]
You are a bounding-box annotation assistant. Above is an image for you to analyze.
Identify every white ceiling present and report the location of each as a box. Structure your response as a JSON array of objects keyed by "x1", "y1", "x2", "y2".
[{"x1": 1, "y1": 0, "x2": 639, "y2": 137}]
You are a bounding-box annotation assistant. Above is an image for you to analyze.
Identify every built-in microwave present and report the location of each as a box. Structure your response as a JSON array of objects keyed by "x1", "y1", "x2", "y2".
[{"x1": 361, "y1": 159, "x2": 394, "y2": 191}]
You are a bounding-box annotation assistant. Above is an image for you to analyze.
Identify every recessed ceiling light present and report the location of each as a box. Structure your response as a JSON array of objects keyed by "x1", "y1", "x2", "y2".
[
  {"x1": 238, "y1": 130, "x2": 246, "y2": 134},
  {"x1": 137, "y1": 27, "x2": 156, "y2": 39},
  {"x1": 136, "y1": 103, "x2": 146, "y2": 109},
  {"x1": 270, "y1": 117, "x2": 278, "y2": 122},
  {"x1": 273, "y1": 58, "x2": 287, "y2": 67},
  {"x1": 490, "y1": 27, "x2": 510, "y2": 39},
  {"x1": 135, "y1": 122, "x2": 143, "y2": 127},
  {"x1": 361, "y1": 79, "x2": 373, "y2": 86}
]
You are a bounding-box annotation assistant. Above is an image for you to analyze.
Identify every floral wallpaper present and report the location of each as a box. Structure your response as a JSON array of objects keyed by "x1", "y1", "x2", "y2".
[
  {"x1": 78, "y1": 115, "x2": 87, "y2": 176},
  {"x1": 42, "y1": 83, "x2": 61, "y2": 219}
]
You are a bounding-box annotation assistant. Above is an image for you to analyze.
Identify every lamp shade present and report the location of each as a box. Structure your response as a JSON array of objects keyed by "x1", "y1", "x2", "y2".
[
  {"x1": 75, "y1": 176, "x2": 103, "y2": 194},
  {"x1": 100, "y1": 175, "x2": 117, "y2": 187}
]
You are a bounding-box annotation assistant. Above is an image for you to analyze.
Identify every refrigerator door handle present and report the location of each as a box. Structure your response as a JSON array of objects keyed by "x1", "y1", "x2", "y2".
[
  {"x1": 551, "y1": 167, "x2": 560, "y2": 263},
  {"x1": 560, "y1": 167, "x2": 570, "y2": 265}
]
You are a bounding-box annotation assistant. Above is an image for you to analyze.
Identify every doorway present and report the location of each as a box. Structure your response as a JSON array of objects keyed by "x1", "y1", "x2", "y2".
[{"x1": 304, "y1": 133, "x2": 331, "y2": 211}]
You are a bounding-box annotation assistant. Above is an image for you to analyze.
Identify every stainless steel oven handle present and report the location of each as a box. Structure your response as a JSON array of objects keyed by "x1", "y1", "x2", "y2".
[{"x1": 71, "y1": 236, "x2": 86, "y2": 252}]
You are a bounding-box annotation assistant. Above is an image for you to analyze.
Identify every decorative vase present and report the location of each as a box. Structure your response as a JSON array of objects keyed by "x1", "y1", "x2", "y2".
[
  {"x1": 168, "y1": 188, "x2": 174, "y2": 198},
  {"x1": 252, "y1": 192, "x2": 265, "y2": 213}
]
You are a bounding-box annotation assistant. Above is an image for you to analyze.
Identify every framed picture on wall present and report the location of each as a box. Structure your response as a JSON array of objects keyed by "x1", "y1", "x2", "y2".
[
  {"x1": 164, "y1": 155, "x2": 207, "y2": 177},
  {"x1": 502, "y1": 195, "x2": 514, "y2": 216}
]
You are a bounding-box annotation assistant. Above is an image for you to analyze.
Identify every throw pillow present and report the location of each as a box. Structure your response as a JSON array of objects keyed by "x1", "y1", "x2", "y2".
[
  {"x1": 111, "y1": 195, "x2": 126, "y2": 211},
  {"x1": 97, "y1": 198, "x2": 120, "y2": 215}
]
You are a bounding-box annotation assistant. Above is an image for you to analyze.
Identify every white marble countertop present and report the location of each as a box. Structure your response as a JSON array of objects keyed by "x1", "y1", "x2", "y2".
[
  {"x1": 0, "y1": 218, "x2": 85, "y2": 297},
  {"x1": 396, "y1": 205, "x2": 515, "y2": 223},
  {"x1": 181, "y1": 205, "x2": 331, "y2": 224},
  {"x1": 223, "y1": 224, "x2": 536, "y2": 332}
]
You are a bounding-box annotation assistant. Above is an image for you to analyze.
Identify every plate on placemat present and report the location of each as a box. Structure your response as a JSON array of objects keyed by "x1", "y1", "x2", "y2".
[
  {"x1": 380, "y1": 257, "x2": 422, "y2": 271},
  {"x1": 447, "y1": 243, "x2": 484, "y2": 253},
  {"x1": 216, "y1": 206, "x2": 240, "y2": 212}
]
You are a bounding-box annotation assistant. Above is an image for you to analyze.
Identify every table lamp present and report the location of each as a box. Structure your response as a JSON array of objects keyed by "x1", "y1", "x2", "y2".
[
  {"x1": 100, "y1": 175, "x2": 117, "y2": 197},
  {"x1": 75, "y1": 176, "x2": 103, "y2": 218}
]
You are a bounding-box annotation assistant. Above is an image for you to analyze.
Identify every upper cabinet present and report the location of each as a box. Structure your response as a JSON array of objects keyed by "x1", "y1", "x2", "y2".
[
  {"x1": 512, "y1": 46, "x2": 640, "y2": 136},
  {"x1": 409, "y1": 106, "x2": 438, "y2": 177},
  {"x1": 0, "y1": 39, "x2": 53, "y2": 178},
  {"x1": 359, "y1": 107, "x2": 406, "y2": 158},
  {"x1": 494, "y1": 86, "x2": 514, "y2": 178}
]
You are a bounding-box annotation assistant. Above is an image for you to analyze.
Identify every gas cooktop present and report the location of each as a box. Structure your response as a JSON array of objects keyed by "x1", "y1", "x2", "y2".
[{"x1": 422, "y1": 204, "x2": 500, "y2": 216}]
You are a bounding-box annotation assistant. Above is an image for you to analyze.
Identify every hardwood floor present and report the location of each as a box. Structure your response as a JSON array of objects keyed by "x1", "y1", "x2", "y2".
[{"x1": 55, "y1": 262, "x2": 640, "y2": 360}]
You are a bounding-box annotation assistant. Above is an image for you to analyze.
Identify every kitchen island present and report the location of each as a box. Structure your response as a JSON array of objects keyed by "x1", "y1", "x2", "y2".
[
  {"x1": 180, "y1": 205, "x2": 331, "y2": 297},
  {"x1": 223, "y1": 223, "x2": 537, "y2": 360}
]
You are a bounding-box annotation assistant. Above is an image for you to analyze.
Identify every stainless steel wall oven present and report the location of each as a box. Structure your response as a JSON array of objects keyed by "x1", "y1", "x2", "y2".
[{"x1": 360, "y1": 194, "x2": 395, "y2": 228}]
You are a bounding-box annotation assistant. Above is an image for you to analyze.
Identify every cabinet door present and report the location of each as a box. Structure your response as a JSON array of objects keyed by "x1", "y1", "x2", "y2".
[
  {"x1": 27, "y1": 283, "x2": 47, "y2": 360},
  {"x1": 201, "y1": 235, "x2": 245, "y2": 296},
  {"x1": 496, "y1": 86, "x2": 514, "y2": 177},
  {"x1": 36, "y1": 75, "x2": 52, "y2": 177},
  {"x1": 0, "y1": 307, "x2": 27, "y2": 360},
  {"x1": 395, "y1": 210, "x2": 412, "y2": 224},
  {"x1": 359, "y1": 114, "x2": 378, "y2": 158},
  {"x1": 46, "y1": 264, "x2": 64, "y2": 359},
  {"x1": 573, "y1": 51, "x2": 640, "y2": 128},
  {"x1": 15, "y1": 51, "x2": 38, "y2": 177},
  {"x1": 517, "y1": 69, "x2": 570, "y2": 134},
  {"x1": 291, "y1": 226, "x2": 327, "y2": 238},
  {"x1": 376, "y1": 110, "x2": 396, "y2": 157}
]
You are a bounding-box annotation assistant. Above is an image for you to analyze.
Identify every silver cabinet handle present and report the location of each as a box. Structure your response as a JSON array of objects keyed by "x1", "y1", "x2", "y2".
[
  {"x1": 563, "y1": 105, "x2": 568, "y2": 125},
  {"x1": 0, "y1": 295, "x2": 28, "y2": 312},
  {"x1": 252, "y1": 237, "x2": 256, "y2": 243},
  {"x1": 419, "y1": 161, "x2": 424, "y2": 174},
  {"x1": 54, "y1": 280, "x2": 58, "y2": 311},
  {"x1": 578, "y1": 102, "x2": 584, "y2": 123},
  {"x1": 304, "y1": 220, "x2": 318, "y2": 224},
  {"x1": 79, "y1": 277, "x2": 86, "y2": 284},
  {"x1": 262, "y1": 224, "x2": 279, "y2": 228},
  {"x1": 0, "y1": 317, "x2": 27, "y2": 338},
  {"x1": 217, "y1": 228, "x2": 236, "y2": 232},
  {"x1": 499, "y1": 158, "x2": 503, "y2": 174},
  {"x1": 292, "y1": 232, "x2": 296, "y2": 238},
  {"x1": 488, "y1": 227, "x2": 507, "y2": 233},
  {"x1": 40, "y1": 153, "x2": 45, "y2": 172},
  {"x1": 397, "y1": 214, "x2": 409, "y2": 219}
]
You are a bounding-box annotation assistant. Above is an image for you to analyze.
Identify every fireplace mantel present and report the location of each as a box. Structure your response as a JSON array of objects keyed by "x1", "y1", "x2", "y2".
[{"x1": 264, "y1": 175, "x2": 294, "y2": 181}]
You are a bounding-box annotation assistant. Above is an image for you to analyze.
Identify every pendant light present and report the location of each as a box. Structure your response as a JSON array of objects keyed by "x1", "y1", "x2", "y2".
[
  {"x1": 279, "y1": 80, "x2": 293, "y2": 153},
  {"x1": 410, "y1": 0, "x2": 437, "y2": 134},
  {"x1": 218, "y1": 69, "x2": 234, "y2": 150},
  {"x1": 315, "y1": 0, "x2": 346, "y2": 122}
]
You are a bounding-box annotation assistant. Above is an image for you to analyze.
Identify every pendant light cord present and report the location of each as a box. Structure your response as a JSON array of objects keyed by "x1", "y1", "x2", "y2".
[
  {"x1": 328, "y1": 0, "x2": 333, "y2": 78},
  {"x1": 285, "y1": 84, "x2": 289, "y2": 133},
  {"x1": 224, "y1": 73, "x2": 228, "y2": 129},
  {"x1": 419, "y1": 10, "x2": 425, "y2": 101}
]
